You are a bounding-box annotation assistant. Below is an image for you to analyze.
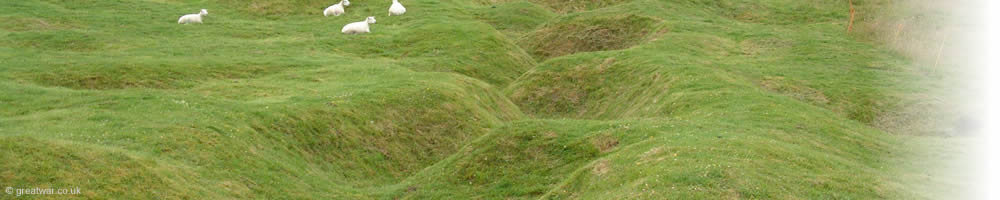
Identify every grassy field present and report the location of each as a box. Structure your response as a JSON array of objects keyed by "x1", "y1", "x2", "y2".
[{"x1": 0, "y1": 0, "x2": 971, "y2": 199}]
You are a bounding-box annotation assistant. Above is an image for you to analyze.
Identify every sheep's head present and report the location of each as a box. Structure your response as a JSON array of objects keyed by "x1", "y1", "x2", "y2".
[
  {"x1": 342, "y1": 0, "x2": 351, "y2": 6},
  {"x1": 200, "y1": 9, "x2": 208, "y2": 15},
  {"x1": 366, "y1": 16, "x2": 376, "y2": 24}
]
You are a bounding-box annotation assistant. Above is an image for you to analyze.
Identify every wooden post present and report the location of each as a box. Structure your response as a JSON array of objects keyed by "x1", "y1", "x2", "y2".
[
  {"x1": 847, "y1": 0, "x2": 856, "y2": 33},
  {"x1": 935, "y1": 31, "x2": 950, "y2": 68}
]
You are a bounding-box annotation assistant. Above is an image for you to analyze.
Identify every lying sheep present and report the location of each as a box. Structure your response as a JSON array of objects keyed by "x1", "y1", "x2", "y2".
[
  {"x1": 342, "y1": 16, "x2": 377, "y2": 34},
  {"x1": 388, "y1": 0, "x2": 406, "y2": 16},
  {"x1": 324, "y1": 0, "x2": 350, "y2": 17},
  {"x1": 178, "y1": 9, "x2": 208, "y2": 24}
]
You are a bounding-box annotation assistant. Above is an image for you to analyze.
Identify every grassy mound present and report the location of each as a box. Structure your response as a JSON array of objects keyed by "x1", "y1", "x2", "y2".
[
  {"x1": 694, "y1": 0, "x2": 845, "y2": 24},
  {"x1": 380, "y1": 19, "x2": 537, "y2": 85},
  {"x1": 0, "y1": 137, "x2": 197, "y2": 199},
  {"x1": 520, "y1": 13, "x2": 663, "y2": 60},
  {"x1": 473, "y1": 1, "x2": 556, "y2": 38},
  {"x1": 215, "y1": 0, "x2": 340, "y2": 17},
  {"x1": 389, "y1": 110, "x2": 896, "y2": 199},
  {"x1": 475, "y1": 0, "x2": 631, "y2": 13}
]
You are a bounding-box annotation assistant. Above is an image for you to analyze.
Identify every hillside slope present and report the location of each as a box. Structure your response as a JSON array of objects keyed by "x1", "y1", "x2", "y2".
[{"x1": 1, "y1": 0, "x2": 958, "y2": 199}]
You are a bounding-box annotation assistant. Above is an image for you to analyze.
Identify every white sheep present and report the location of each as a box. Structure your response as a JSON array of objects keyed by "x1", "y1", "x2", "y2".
[
  {"x1": 178, "y1": 9, "x2": 208, "y2": 24},
  {"x1": 323, "y1": 0, "x2": 350, "y2": 17},
  {"x1": 388, "y1": 0, "x2": 406, "y2": 16},
  {"x1": 341, "y1": 16, "x2": 377, "y2": 34}
]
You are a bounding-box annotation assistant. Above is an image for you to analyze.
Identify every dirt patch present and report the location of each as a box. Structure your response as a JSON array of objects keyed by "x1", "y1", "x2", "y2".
[
  {"x1": 591, "y1": 159, "x2": 611, "y2": 176},
  {"x1": 520, "y1": 14, "x2": 661, "y2": 60},
  {"x1": 590, "y1": 134, "x2": 618, "y2": 153},
  {"x1": 636, "y1": 147, "x2": 668, "y2": 165},
  {"x1": 543, "y1": 131, "x2": 559, "y2": 138}
]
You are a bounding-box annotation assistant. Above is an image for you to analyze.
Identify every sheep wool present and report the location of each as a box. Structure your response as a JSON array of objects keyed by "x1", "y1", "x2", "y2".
[
  {"x1": 342, "y1": 16, "x2": 377, "y2": 34},
  {"x1": 324, "y1": 0, "x2": 350, "y2": 17},
  {"x1": 388, "y1": 0, "x2": 406, "y2": 16},
  {"x1": 178, "y1": 9, "x2": 208, "y2": 24}
]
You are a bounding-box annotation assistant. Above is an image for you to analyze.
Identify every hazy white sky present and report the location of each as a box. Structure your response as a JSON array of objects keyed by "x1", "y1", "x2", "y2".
[{"x1": 979, "y1": 0, "x2": 997, "y2": 199}]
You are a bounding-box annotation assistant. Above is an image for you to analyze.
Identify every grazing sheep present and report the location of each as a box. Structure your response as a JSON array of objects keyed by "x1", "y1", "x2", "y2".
[
  {"x1": 388, "y1": 0, "x2": 406, "y2": 16},
  {"x1": 178, "y1": 9, "x2": 208, "y2": 24},
  {"x1": 341, "y1": 16, "x2": 377, "y2": 34},
  {"x1": 323, "y1": 0, "x2": 350, "y2": 17}
]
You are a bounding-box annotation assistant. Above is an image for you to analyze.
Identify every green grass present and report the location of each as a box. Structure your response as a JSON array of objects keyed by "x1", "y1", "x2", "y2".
[{"x1": 0, "y1": 0, "x2": 967, "y2": 199}]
